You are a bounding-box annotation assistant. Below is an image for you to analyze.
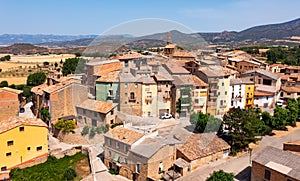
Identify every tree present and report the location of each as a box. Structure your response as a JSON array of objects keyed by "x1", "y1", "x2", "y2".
[
  {"x1": 286, "y1": 99, "x2": 299, "y2": 127},
  {"x1": 0, "y1": 80, "x2": 8, "y2": 87},
  {"x1": 273, "y1": 106, "x2": 288, "y2": 130},
  {"x1": 190, "y1": 112, "x2": 222, "y2": 133},
  {"x1": 62, "y1": 58, "x2": 86, "y2": 76},
  {"x1": 261, "y1": 111, "x2": 274, "y2": 134},
  {"x1": 27, "y1": 72, "x2": 46, "y2": 86},
  {"x1": 40, "y1": 107, "x2": 50, "y2": 122},
  {"x1": 81, "y1": 125, "x2": 89, "y2": 136},
  {"x1": 74, "y1": 52, "x2": 82, "y2": 57},
  {"x1": 206, "y1": 170, "x2": 234, "y2": 181},
  {"x1": 223, "y1": 108, "x2": 263, "y2": 154},
  {"x1": 54, "y1": 119, "x2": 76, "y2": 132}
]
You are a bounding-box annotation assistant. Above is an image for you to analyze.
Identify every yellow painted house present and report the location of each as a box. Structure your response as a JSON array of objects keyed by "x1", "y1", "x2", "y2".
[
  {"x1": 0, "y1": 117, "x2": 48, "y2": 172},
  {"x1": 245, "y1": 83, "x2": 255, "y2": 109}
]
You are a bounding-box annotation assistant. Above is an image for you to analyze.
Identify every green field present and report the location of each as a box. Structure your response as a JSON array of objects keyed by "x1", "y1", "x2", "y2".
[{"x1": 10, "y1": 152, "x2": 89, "y2": 181}]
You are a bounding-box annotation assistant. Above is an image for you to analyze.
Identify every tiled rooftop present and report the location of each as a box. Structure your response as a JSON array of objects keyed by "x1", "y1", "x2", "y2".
[
  {"x1": 230, "y1": 78, "x2": 254, "y2": 85},
  {"x1": 96, "y1": 71, "x2": 120, "y2": 82},
  {"x1": 106, "y1": 127, "x2": 144, "y2": 145},
  {"x1": 117, "y1": 53, "x2": 142, "y2": 60},
  {"x1": 163, "y1": 62, "x2": 190, "y2": 75},
  {"x1": 242, "y1": 69, "x2": 280, "y2": 80},
  {"x1": 254, "y1": 91, "x2": 274, "y2": 97},
  {"x1": 192, "y1": 75, "x2": 208, "y2": 87},
  {"x1": 43, "y1": 80, "x2": 74, "y2": 94},
  {"x1": 253, "y1": 146, "x2": 300, "y2": 180},
  {"x1": 77, "y1": 99, "x2": 117, "y2": 114},
  {"x1": 178, "y1": 133, "x2": 230, "y2": 161},
  {"x1": 0, "y1": 117, "x2": 47, "y2": 134},
  {"x1": 281, "y1": 86, "x2": 300, "y2": 93},
  {"x1": 199, "y1": 66, "x2": 236, "y2": 77},
  {"x1": 85, "y1": 59, "x2": 120, "y2": 66},
  {"x1": 173, "y1": 51, "x2": 195, "y2": 58},
  {"x1": 31, "y1": 84, "x2": 48, "y2": 95}
]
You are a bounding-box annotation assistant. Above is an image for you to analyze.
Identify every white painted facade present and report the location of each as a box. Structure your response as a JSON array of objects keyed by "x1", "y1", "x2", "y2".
[{"x1": 228, "y1": 84, "x2": 246, "y2": 109}]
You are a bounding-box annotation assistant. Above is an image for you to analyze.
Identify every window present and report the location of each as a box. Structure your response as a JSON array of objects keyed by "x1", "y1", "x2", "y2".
[
  {"x1": 83, "y1": 109, "x2": 86, "y2": 115},
  {"x1": 124, "y1": 60, "x2": 129, "y2": 67},
  {"x1": 37, "y1": 146, "x2": 42, "y2": 151},
  {"x1": 19, "y1": 126, "x2": 24, "y2": 132},
  {"x1": 158, "y1": 162, "x2": 164, "y2": 173},
  {"x1": 225, "y1": 91, "x2": 227, "y2": 95},
  {"x1": 264, "y1": 170, "x2": 271, "y2": 180},
  {"x1": 1, "y1": 167, "x2": 7, "y2": 171},
  {"x1": 136, "y1": 164, "x2": 140, "y2": 173},
  {"x1": 250, "y1": 78, "x2": 254, "y2": 81},
  {"x1": 135, "y1": 83, "x2": 138, "y2": 88},
  {"x1": 116, "y1": 142, "x2": 120, "y2": 149},
  {"x1": 287, "y1": 179, "x2": 293, "y2": 181},
  {"x1": 27, "y1": 147, "x2": 31, "y2": 151},
  {"x1": 124, "y1": 145, "x2": 128, "y2": 152},
  {"x1": 130, "y1": 92, "x2": 135, "y2": 99},
  {"x1": 94, "y1": 112, "x2": 98, "y2": 117},
  {"x1": 6, "y1": 152, "x2": 12, "y2": 157},
  {"x1": 108, "y1": 138, "x2": 112, "y2": 146},
  {"x1": 110, "y1": 119, "x2": 114, "y2": 124},
  {"x1": 111, "y1": 110, "x2": 114, "y2": 115},
  {"x1": 92, "y1": 119, "x2": 97, "y2": 127},
  {"x1": 124, "y1": 83, "x2": 128, "y2": 88},
  {"x1": 7, "y1": 140, "x2": 14, "y2": 146},
  {"x1": 194, "y1": 99, "x2": 199, "y2": 104}
]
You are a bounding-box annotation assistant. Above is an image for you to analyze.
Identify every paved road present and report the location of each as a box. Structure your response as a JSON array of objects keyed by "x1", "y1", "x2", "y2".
[
  {"x1": 178, "y1": 128, "x2": 300, "y2": 181},
  {"x1": 18, "y1": 101, "x2": 35, "y2": 118}
]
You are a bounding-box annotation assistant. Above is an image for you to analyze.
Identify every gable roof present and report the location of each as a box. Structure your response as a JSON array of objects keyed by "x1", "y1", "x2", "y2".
[
  {"x1": 105, "y1": 127, "x2": 144, "y2": 145},
  {"x1": 0, "y1": 117, "x2": 47, "y2": 134},
  {"x1": 242, "y1": 69, "x2": 280, "y2": 80},
  {"x1": 192, "y1": 75, "x2": 208, "y2": 87},
  {"x1": 253, "y1": 146, "x2": 300, "y2": 180},
  {"x1": 163, "y1": 62, "x2": 190, "y2": 75},
  {"x1": 96, "y1": 71, "x2": 120, "y2": 82},
  {"x1": 178, "y1": 133, "x2": 230, "y2": 161},
  {"x1": 76, "y1": 99, "x2": 117, "y2": 114}
]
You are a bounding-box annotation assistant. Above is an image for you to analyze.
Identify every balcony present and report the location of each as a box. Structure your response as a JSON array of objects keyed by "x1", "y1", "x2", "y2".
[
  {"x1": 145, "y1": 96, "x2": 152, "y2": 102},
  {"x1": 128, "y1": 97, "x2": 136, "y2": 102}
]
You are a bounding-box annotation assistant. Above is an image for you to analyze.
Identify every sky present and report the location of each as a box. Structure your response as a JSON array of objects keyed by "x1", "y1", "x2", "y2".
[{"x1": 0, "y1": 0, "x2": 299, "y2": 35}]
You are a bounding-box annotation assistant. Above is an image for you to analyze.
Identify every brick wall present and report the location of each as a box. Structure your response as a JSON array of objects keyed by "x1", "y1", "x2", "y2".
[{"x1": 0, "y1": 91, "x2": 20, "y2": 122}]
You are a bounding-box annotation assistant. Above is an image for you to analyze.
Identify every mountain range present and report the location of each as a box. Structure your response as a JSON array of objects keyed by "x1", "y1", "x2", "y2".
[{"x1": 0, "y1": 18, "x2": 300, "y2": 47}]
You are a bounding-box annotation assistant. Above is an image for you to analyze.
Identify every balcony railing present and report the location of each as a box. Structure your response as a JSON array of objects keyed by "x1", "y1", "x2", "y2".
[{"x1": 128, "y1": 97, "x2": 136, "y2": 102}]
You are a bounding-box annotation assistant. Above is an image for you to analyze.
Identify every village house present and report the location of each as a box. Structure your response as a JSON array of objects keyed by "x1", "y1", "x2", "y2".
[
  {"x1": 0, "y1": 87, "x2": 23, "y2": 122},
  {"x1": 251, "y1": 146, "x2": 300, "y2": 181},
  {"x1": 31, "y1": 80, "x2": 88, "y2": 126},
  {"x1": 269, "y1": 63, "x2": 287, "y2": 73},
  {"x1": 84, "y1": 59, "x2": 122, "y2": 96},
  {"x1": 153, "y1": 67, "x2": 173, "y2": 116},
  {"x1": 280, "y1": 86, "x2": 300, "y2": 100},
  {"x1": 192, "y1": 75, "x2": 208, "y2": 114},
  {"x1": 117, "y1": 52, "x2": 143, "y2": 69},
  {"x1": 195, "y1": 66, "x2": 236, "y2": 116},
  {"x1": 103, "y1": 126, "x2": 179, "y2": 181},
  {"x1": 139, "y1": 76, "x2": 158, "y2": 118},
  {"x1": 163, "y1": 62, "x2": 193, "y2": 117},
  {"x1": 176, "y1": 133, "x2": 230, "y2": 171},
  {"x1": 228, "y1": 78, "x2": 255, "y2": 110},
  {"x1": 76, "y1": 99, "x2": 118, "y2": 127},
  {"x1": 279, "y1": 73, "x2": 300, "y2": 88},
  {"x1": 0, "y1": 117, "x2": 48, "y2": 179},
  {"x1": 285, "y1": 65, "x2": 300, "y2": 74},
  {"x1": 95, "y1": 71, "x2": 120, "y2": 103},
  {"x1": 119, "y1": 72, "x2": 143, "y2": 116}
]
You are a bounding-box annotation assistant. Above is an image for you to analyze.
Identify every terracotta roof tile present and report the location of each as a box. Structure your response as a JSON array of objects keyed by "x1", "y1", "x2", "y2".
[
  {"x1": 96, "y1": 71, "x2": 120, "y2": 82},
  {"x1": 173, "y1": 51, "x2": 195, "y2": 58},
  {"x1": 117, "y1": 53, "x2": 142, "y2": 60},
  {"x1": 178, "y1": 133, "x2": 230, "y2": 161},
  {"x1": 77, "y1": 99, "x2": 117, "y2": 114},
  {"x1": 163, "y1": 62, "x2": 190, "y2": 74},
  {"x1": 0, "y1": 117, "x2": 47, "y2": 134},
  {"x1": 43, "y1": 80, "x2": 74, "y2": 94},
  {"x1": 192, "y1": 75, "x2": 208, "y2": 87},
  {"x1": 281, "y1": 86, "x2": 300, "y2": 93},
  {"x1": 106, "y1": 127, "x2": 144, "y2": 145},
  {"x1": 254, "y1": 91, "x2": 274, "y2": 97}
]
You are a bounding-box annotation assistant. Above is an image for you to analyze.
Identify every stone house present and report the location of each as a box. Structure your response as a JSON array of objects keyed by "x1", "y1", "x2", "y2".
[
  {"x1": 176, "y1": 133, "x2": 230, "y2": 171},
  {"x1": 32, "y1": 80, "x2": 88, "y2": 125},
  {"x1": 76, "y1": 99, "x2": 118, "y2": 127},
  {"x1": 280, "y1": 86, "x2": 300, "y2": 100},
  {"x1": 251, "y1": 146, "x2": 300, "y2": 181},
  {"x1": 0, "y1": 87, "x2": 23, "y2": 122},
  {"x1": 119, "y1": 72, "x2": 143, "y2": 116},
  {"x1": 103, "y1": 127, "x2": 179, "y2": 181}
]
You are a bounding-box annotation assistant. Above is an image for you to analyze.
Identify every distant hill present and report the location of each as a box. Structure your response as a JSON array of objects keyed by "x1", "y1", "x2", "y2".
[
  {"x1": 199, "y1": 18, "x2": 300, "y2": 42},
  {"x1": 0, "y1": 34, "x2": 97, "y2": 46},
  {"x1": 0, "y1": 43, "x2": 48, "y2": 54}
]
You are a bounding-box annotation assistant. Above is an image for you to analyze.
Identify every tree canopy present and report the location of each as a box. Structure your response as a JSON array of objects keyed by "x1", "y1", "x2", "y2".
[
  {"x1": 190, "y1": 112, "x2": 222, "y2": 133},
  {"x1": 27, "y1": 71, "x2": 46, "y2": 86},
  {"x1": 0, "y1": 80, "x2": 8, "y2": 87},
  {"x1": 206, "y1": 170, "x2": 234, "y2": 181},
  {"x1": 54, "y1": 119, "x2": 76, "y2": 132},
  {"x1": 267, "y1": 46, "x2": 300, "y2": 65},
  {"x1": 61, "y1": 58, "x2": 87, "y2": 76}
]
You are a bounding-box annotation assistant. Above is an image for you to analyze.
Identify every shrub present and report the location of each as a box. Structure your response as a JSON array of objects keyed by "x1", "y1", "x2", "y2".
[
  {"x1": 96, "y1": 126, "x2": 102, "y2": 134},
  {"x1": 81, "y1": 126, "x2": 89, "y2": 136},
  {"x1": 63, "y1": 167, "x2": 77, "y2": 180},
  {"x1": 54, "y1": 119, "x2": 76, "y2": 132},
  {"x1": 89, "y1": 127, "x2": 96, "y2": 138}
]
